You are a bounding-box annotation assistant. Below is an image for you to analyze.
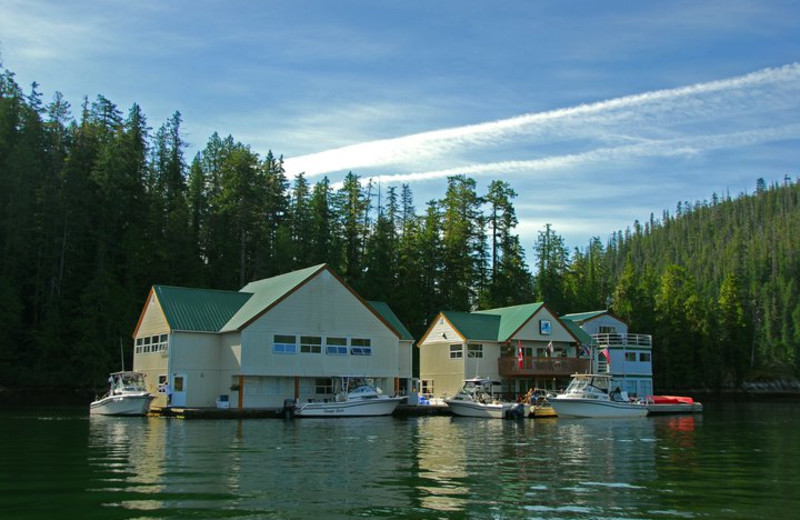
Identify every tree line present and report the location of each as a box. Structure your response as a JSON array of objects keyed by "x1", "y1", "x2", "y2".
[{"x1": 1, "y1": 64, "x2": 797, "y2": 394}]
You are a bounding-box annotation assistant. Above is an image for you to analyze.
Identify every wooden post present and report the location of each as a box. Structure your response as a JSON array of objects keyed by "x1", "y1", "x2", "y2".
[
  {"x1": 294, "y1": 376, "x2": 300, "y2": 400},
  {"x1": 238, "y1": 375, "x2": 244, "y2": 409}
]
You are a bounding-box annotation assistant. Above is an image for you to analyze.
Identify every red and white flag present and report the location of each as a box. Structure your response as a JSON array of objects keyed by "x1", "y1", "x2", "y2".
[
  {"x1": 517, "y1": 340, "x2": 523, "y2": 369},
  {"x1": 600, "y1": 347, "x2": 611, "y2": 365}
]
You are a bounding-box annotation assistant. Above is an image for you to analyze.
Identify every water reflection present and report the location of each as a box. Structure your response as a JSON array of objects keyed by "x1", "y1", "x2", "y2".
[{"x1": 3, "y1": 403, "x2": 798, "y2": 520}]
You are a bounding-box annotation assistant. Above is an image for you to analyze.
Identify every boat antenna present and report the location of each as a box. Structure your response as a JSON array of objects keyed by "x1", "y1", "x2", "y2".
[{"x1": 120, "y1": 337, "x2": 125, "y2": 371}]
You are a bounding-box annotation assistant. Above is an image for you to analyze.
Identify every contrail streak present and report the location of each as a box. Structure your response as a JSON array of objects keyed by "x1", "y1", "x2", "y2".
[{"x1": 284, "y1": 63, "x2": 800, "y2": 178}]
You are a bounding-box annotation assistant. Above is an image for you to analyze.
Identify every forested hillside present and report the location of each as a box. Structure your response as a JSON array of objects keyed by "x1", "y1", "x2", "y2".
[{"x1": 1, "y1": 64, "x2": 797, "y2": 394}]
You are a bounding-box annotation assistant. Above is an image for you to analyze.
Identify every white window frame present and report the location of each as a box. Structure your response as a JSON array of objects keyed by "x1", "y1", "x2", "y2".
[
  {"x1": 273, "y1": 334, "x2": 297, "y2": 354},
  {"x1": 449, "y1": 344, "x2": 463, "y2": 359},
  {"x1": 325, "y1": 337, "x2": 348, "y2": 356},
  {"x1": 300, "y1": 336, "x2": 322, "y2": 354},
  {"x1": 467, "y1": 343, "x2": 483, "y2": 359},
  {"x1": 350, "y1": 338, "x2": 372, "y2": 356}
]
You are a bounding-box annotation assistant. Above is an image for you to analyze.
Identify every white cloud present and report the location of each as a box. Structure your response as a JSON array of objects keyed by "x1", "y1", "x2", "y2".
[{"x1": 283, "y1": 63, "x2": 800, "y2": 179}]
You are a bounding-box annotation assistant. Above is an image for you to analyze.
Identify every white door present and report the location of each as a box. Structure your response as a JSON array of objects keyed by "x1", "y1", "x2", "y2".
[{"x1": 171, "y1": 374, "x2": 187, "y2": 407}]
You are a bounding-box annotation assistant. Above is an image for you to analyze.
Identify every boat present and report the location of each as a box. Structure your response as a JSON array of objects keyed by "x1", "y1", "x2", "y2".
[
  {"x1": 294, "y1": 377, "x2": 405, "y2": 417},
  {"x1": 644, "y1": 395, "x2": 704, "y2": 414},
  {"x1": 90, "y1": 371, "x2": 155, "y2": 416},
  {"x1": 530, "y1": 394, "x2": 558, "y2": 418},
  {"x1": 445, "y1": 378, "x2": 514, "y2": 419},
  {"x1": 549, "y1": 373, "x2": 648, "y2": 418}
]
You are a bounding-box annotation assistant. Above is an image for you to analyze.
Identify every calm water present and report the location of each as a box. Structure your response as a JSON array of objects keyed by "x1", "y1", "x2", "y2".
[{"x1": 1, "y1": 401, "x2": 798, "y2": 520}]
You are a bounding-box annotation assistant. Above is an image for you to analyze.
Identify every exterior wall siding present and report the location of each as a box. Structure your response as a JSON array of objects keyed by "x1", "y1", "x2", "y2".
[
  {"x1": 581, "y1": 316, "x2": 628, "y2": 335},
  {"x1": 238, "y1": 270, "x2": 405, "y2": 380}
]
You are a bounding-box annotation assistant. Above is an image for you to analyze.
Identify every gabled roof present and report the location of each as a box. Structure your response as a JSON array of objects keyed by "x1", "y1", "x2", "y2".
[
  {"x1": 473, "y1": 302, "x2": 545, "y2": 340},
  {"x1": 152, "y1": 286, "x2": 252, "y2": 332},
  {"x1": 139, "y1": 264, "x2": 410, "y2": 340},
  {"x1": 368, "y1": 301, "x2": 414, "y2": 341},
  {"x1": 440, "y1": 311, "x2": 502, "y2": 341},
  {"x1": 221, "y1": 264, "x2": 326, "y2": 332},
  {"x1": 560, "y1": 310, "x2": 608, "y2": 323},
  {"x1": 559, "y1": 317, "x2": 594, "y2": 345},
  {"x1": 432, "y1": 302, "x2": 547, "y2": 343}
]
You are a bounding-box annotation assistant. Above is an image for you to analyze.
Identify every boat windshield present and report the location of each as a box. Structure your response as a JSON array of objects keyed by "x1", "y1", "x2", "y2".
[
  {"x1": 113, "y1": 373, "x2": 147, "y2": 392},
  {"x1": 564, "y1": 375, "x2": 611, "y2": 395}
]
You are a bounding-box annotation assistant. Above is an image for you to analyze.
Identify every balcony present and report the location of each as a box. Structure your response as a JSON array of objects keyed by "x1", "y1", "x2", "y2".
[
  {"x1": 498, "y1": 357, "x2": 591, "y2": 377},
  {"x1": 592, "y1": 333, "x2": 652, "y2": 348}
]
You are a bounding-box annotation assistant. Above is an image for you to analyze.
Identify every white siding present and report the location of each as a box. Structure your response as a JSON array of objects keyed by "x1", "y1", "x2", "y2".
[
  {"x1": 581, "y1": 315, "x2": 628, "y2": 335},
  {"x1": 239, "y1": 269, "x2": 403, "y2": 379},
  {"x1": 513, "y1": 308, "x2": 574, "y2": 343}
]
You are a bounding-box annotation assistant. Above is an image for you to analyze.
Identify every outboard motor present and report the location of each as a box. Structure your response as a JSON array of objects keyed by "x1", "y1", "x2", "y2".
[
  {"x1": 282, "y1": 398, "x2": 296, "y2": 420},
  {"x1": 504, "y1": 403, "x2": 526, "y2": 420}
]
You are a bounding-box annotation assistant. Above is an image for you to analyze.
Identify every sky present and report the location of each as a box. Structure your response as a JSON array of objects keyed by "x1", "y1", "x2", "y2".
[{"x1": 1, "y1": 0, "x2": 799, "y2": 250}]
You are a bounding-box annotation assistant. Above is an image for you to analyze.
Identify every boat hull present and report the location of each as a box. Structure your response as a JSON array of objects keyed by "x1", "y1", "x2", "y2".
[
  {"x1": 549, "y1": 398, "x2": 648, "y2": 418},
  {"x1": 646, "y1": 402, "x2": 704, "y2": 414},
  {"x1": 90, "y1": 393, "x2": 154, "y2": 416},
  {"x1": 295, "y1": 397, "x2": 404, "y2": 417},
  {"x1": 445, "y1": 399, "x2": 508, "y2": 419},
  {"x1": 530, "y1": 405, "x2": 558, "y2": 418}
]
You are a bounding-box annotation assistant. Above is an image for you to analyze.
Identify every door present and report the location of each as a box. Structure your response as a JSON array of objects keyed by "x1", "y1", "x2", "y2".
[{"x1": 171, "y1": 374, "x2": 187, "y2": 407}]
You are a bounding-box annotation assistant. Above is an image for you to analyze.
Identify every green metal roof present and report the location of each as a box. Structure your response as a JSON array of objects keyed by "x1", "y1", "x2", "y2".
[
  {"x1": 368, "y1": 301, "x2": 414, "y2": 341},
  {"x1": 559, "y1": 317, "x2": 594, "y2": 345},
  {"x1": 560, "y1": 310, "x2": 607, "y2": 323},
  {"x1": 153, "y1": 264, "x2": 415, "y2": 340},
  {"x1": 221, "y1": 264, "x2": 327, "y2": 332},
  {"x1": 473, "y1": 302, "x2": 545, "y2": 340},
  {"x1": 154, "y1": 286, "x2": 252, "y2": 332},
  {"x1": 438, "y1": 302, "x2": 594, "y2": 345},
  {"x1": 442, "y1": 311, "x2": 502, "y2": 341}
]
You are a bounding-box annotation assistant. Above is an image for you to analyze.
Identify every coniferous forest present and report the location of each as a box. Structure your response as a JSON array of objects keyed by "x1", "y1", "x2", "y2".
[{"x1": 1, "y1": 64, "x2": 798, "y2": 397}]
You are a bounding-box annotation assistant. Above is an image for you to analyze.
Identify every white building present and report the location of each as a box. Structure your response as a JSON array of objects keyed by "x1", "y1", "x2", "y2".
[
  {"x1": 561, "y1": 310, "x2": 654, "y2": 398},
  {"x1": 417, "y1": 303, "x2": 592, "y2": 400},
  {"x1": 133, "y1": 264, "x2": 414, "y2": 409}
]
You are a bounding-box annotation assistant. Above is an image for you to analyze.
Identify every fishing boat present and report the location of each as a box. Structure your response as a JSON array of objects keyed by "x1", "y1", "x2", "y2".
[
  {"x1": 90, "y1": 371, "x2": 155, "y2": 416},
  {"x1": 294, "y1": 377, "x2": 405, "y2": 417},
  {"x1": 445, "y1": 378, "x2": 514, "y2": 419},
  {"x1": 549, "y1": 373, "x2": 648, "y2": 418}
]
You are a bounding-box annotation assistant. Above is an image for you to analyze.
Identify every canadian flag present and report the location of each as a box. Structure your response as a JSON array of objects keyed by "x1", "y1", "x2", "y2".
[{"x1": 517, "y1": 340, "x2": 523, "y2": 369}]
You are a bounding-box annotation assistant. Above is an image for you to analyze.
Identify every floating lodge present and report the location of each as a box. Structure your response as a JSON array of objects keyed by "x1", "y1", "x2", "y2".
[{"x1": 132, "y1": 263, "x2": 698, "y2": 419}]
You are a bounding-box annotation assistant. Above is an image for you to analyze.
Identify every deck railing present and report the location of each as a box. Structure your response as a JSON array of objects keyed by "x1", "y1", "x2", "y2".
[
  {"x1": 498, "y1": 357, "x2": 591, "y2": 377},
  {"x1": 592, "y1": 333, "x2": 652, "y2": 348}
]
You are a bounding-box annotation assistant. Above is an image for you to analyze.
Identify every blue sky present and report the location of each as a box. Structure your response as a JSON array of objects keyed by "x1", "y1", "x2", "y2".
[{"x1": 1, "y1": 1, "x2": 798, "y2": 250}]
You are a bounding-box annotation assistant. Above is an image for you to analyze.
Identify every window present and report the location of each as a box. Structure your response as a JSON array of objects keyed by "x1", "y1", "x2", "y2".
[
  {"x1": 315, "y1": 378, "x2": 333, "y2": 394},
  {"x1": 639, "y1": 352, "x2": 651, "y2": 362},
  {"x1": 350, "y1": 338, "x2": 372, "y2": 356},
  {"x1": 273, "y1": 334, "x2": 297, "y2": 354},
  {"x1": 136, "y1": 334, "x2": 168, "y2": 355},
  {"x1": 625, "y1": 352, "x2": 636, "y2": 362},
  {"x1": 467, "y1": 343, "x2": 483, "y2": 358},
  {"x1": 326, "y1": 337, "x2": 348, "y2": 355},
  {"x1": 449, "y1": 344, "x2": 463, "y2": 359},
  {"x1": 599, "y1": 326, "x2": 617, "y2": 333},
  {"x1": 300, "y1": 336, "x2": 322, "y2": 354},
  {"x1": 421, "y1": 379, "x2": 434, "y2": 397}
]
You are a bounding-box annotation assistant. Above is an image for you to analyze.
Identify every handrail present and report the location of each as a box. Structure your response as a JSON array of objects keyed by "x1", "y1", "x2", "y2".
[{"x1": 591, "y1": 333, "x2": 652, "y2": 347}]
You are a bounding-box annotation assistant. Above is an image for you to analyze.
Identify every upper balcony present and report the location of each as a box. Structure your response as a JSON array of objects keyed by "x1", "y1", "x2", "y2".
[
  {"x1": 498, "y1": 356, "x2": 591, "y2": 377},
  {"x1": 592, "y1": 333, "x2": 652, "y2": 348}
]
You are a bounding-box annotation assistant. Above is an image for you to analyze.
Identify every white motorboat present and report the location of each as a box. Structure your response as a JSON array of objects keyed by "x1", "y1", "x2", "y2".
[
  {"x1": 294, "y1": 377, "x2": 405, "y2": 417},
  {"x1": 90, "y1": 371, "x2": 155, "y2": 416},
  {"x1": 445, "y1": 378, "x2": 514, "y2": 419},
  {"x1": 549, "y1": 373, "x2": 648, "y2": 418}
]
